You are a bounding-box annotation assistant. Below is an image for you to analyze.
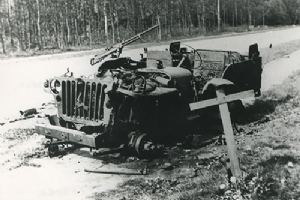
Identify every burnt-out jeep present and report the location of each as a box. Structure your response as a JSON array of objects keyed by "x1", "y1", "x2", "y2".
[{"x1": 36, "y1": 25, "x2": 262, "y2": 157}]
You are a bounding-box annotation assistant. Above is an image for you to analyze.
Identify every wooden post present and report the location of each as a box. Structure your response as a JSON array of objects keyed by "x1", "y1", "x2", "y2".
[
  {"x1": 189, "y1": 89, "x2": 254, "y2": 179},
  {"x1": 216, "y1": 89, "x2": 242, "y2": 179}
]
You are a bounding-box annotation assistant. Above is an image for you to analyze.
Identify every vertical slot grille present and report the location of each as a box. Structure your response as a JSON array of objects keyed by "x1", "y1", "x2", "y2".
[{"x1": 60, "y1": 79, "x2": 106, "y2": 121}]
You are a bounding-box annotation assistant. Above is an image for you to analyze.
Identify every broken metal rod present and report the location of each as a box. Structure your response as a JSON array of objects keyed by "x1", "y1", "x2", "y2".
[
  {"x1": 90, "y1": 147, "x2": 125, "y2": 157},
  {"x1": 84, "y1": 168, "x2": 147, "y2": 175}
]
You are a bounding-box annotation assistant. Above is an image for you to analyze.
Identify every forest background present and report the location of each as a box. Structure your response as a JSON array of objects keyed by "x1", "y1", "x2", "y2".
[{"x1": 0, "y1": 0, "x2": 299, "y2": 54}]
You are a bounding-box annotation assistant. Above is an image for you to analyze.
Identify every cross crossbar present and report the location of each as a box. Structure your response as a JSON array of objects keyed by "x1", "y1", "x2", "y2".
[{"x1": 189, "y1": 90, "x2": 254, "y2": 111}]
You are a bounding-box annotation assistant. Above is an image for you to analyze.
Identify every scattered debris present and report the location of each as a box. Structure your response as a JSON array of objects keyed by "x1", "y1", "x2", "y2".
[
  {"x1": 24, "y1": 162, "x2": 42, "y2": 168},
  {"x1": 218, "y1": 184, "x2": 227, "y2": 194},
  {"x1": 230, "y1": 176, "x2": 237, "y2": 185},
  {"x1": 46, "y1": 142, "x2": 78, "y2": 157},
  {"x1": 246, "y1": 131, "x2": 254, "y2": 135},
  {"x1": 90, "y1": 146, "x2": 126, "y2": 157},
  {"x1": 20, "y1": 108, "x2": 38, "y2": 117},
  {"x1": 287, "y1": 161, "x2": 294, "y2": 168},
  {"x1": 161, "y1": 162, "x2": 174, "y2": 171},
  {"x1": 9, "y1": 115, "x2": 34, "y2": 123},
  {"x1": 5, "y1": 108, "x2": 40, "y2": 124},
  {"x1": 84, "y1": 167, "x2": 148, "y2": 175},
  {"x1": 143, "y1": 177, "x2": 179, "y2": 193},
  {"x1": 126, "y1": 157, "x2": 139, "y2": 162}
]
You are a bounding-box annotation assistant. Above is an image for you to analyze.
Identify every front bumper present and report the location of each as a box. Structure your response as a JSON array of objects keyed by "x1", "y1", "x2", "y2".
[{"x1": 35, "y1": 124, "x2": 99, "y2": 148}]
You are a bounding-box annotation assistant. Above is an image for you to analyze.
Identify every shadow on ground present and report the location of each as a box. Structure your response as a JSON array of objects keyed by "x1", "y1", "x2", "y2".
[{"x1": 239, "y1": 94, "x2": 293, "y2": 124}]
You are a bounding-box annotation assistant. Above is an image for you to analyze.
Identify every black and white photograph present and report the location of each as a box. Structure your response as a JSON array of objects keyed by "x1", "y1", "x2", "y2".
[{"x1": 1, "y1": 0, "x2": 300, "y2": 199}]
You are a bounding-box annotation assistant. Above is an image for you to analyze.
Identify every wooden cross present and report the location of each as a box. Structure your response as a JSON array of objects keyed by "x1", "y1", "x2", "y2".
[{"x1": 189, "y1": 89, "x2": 255, "y2": 179}]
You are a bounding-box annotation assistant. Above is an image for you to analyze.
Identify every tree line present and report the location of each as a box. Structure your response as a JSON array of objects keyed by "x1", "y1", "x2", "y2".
[{"x1": 0, "y1": 0, "x2": 300, "y2": 54}]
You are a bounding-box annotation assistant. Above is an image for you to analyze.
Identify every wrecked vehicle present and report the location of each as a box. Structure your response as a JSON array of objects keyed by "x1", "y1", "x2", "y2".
[{"x1": 35, "y1": 25, "x2": 262, "y2": 157}]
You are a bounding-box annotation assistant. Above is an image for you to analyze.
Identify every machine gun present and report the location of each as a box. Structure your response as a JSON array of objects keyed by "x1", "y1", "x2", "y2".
[{"x1": 90, "y1": 24, "x2": 159, "y2": 66}]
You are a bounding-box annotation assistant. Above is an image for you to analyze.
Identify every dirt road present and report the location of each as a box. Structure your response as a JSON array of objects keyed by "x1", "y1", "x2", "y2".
[{"x1": 1, "y1": 26, "x2": 300, "y2": 200}]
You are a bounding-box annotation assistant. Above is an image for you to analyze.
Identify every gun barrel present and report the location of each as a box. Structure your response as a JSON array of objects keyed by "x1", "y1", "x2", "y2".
[
  {"x1": 90, "y1": 24, "x2": 159, "y2": 66},
  {"x1": 121, "y1": 24, "x2": 159, "y2": 46}
]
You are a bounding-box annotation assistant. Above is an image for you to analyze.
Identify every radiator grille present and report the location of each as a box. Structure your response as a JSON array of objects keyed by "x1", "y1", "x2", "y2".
[{"x1": 60, "y1": 79, "x2": 106, "y2": 121}]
